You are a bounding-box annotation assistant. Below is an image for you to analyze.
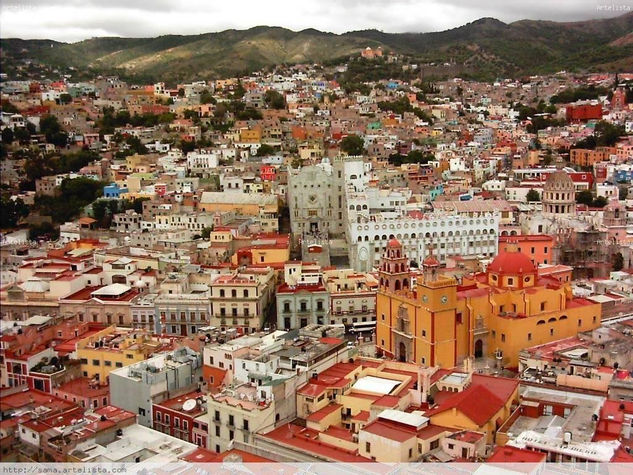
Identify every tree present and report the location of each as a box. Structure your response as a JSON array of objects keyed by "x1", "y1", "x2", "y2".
[
  {"x1": 200, "y1": 90, "x2": 216, "y2": 105},
  {"x1": 201, "y1": 227, "x2": 212, "y2": 239},
  {"x1": 620, "y1": 186, "x2": 629, "y2": 201},
  {"x1": 178, "y1": 88, "x2": 185, "y2": 98},
  {"x1": 256, "y1": 144, "x2": 275, "y2": 157},
  {"x1": 59, "y1": 93, "x2": 72, "y2": 105},
  {"x1": 132, "y1": 197, "x2": 150, "y2": 214},
  {"x1": 1, "y1": 100, "x2": 19, "y2": 113},
  {"x1": 180, "y1": 140, "x2": 196, "y2": 154},
  {"x1": 526, "y1": 189, "x2": 541, "y2": 202},
  {"x1": 28, "y1": 222, "x2": 58, "y2": 241},
  {"x1": 0, "y1": 196, "x2": 29, "y2": 228},
  {"x1": 1, "y1": 127, "x2": 14, "y2": 144},
  {"x1": 340, "y1": 135, "x2": 364, "y2": 156},
  {"x1": 593, "y1": 196, "x2": 608, "y2": 208},
  {"x1": 264, "y1": 90, "x2": 286, "y2": 110},
  {"x1": 91, "y1": 199, "x2": 109, "y2": 227},
  {"x1": 613, "y1": 252, "x2": 624, "y2": 272},
  {"x1": 576, "y1": 190, "x2": 594, "y2": 206},
  {"x1": 40, "y1": 115, "x2": 68, "y2": 147}
]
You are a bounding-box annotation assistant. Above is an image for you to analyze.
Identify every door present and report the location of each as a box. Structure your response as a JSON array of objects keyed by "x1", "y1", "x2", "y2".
[
  {"x1": 475, "y1": 339, "x2": 483, "y2": 358},
  {"x1": 399, "y1": 342, "x2": 407, "y2": 362}
]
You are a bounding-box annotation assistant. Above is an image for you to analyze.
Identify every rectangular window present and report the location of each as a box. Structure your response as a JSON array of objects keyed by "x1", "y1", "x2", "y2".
[
  {"x1": 528, "y1": 333, "x2": 532, "y2": 341},
  {"x1": 365, "y1": 442, "x2": 371, "y2": 453},
  {"x1": 501, "y1": 333, "x2": 506, "y2": 342},
  {"x1": 456, "y1": 312, "x2": 463, "y2": 324},
  {"x1": 92, "y1": 360, "x2": 100, "y2": 366},
  {"x1": 229, "y1": 415, "x2": 234, "y2": 426},
  {"x1": 139, "y1": 407, "x2": 146, "y2": 416},
  {"x1": 243, "y1": 420, "x2": 249, "y2": 431},
  {"x1": 215, "y1": 426, "x2": 220, "y2": 437}
]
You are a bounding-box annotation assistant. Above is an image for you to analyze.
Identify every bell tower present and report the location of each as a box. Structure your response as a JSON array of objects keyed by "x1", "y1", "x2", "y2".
[{"x1": 378, "y1": 238, "x2": 410, "y2": 293}]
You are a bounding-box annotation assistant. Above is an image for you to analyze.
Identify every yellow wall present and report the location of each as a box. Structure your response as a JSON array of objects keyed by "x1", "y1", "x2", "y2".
[
  {"x1": 428, "y1": 385, "x2": 518, "y2": 443},
  {"x1": 76, "y1": 326, "x2": 153, "y2": 381},
  {"x1": 198, "y1": 202, "x2": 261, "y2": 215},
  {"x1": 231, "y1": 247, "x2": 289, "y2": 265},
  {"x1": 306, "y1": 406, "x2": 342, "y2": 432},
  {"x1": 378, "y1": 269, "x2": 601, "y2": 368}
]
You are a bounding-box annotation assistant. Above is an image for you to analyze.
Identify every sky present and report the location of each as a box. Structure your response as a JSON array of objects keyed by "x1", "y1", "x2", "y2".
[{"x1": 0, "y1": 0, "x2": 630, "y2": 42}]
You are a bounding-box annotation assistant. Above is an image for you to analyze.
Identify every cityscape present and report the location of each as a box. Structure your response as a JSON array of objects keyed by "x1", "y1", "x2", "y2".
[{"x1": 1, "y1": 2, "x2": 633, "y2": 470}]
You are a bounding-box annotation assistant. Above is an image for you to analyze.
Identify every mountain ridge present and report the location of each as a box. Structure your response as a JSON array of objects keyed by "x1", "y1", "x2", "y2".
[{"x1": 2, "y1": 12, "x2": 632, "y2": 83}]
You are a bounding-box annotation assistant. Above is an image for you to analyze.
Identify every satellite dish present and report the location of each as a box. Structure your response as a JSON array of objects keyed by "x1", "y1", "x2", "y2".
[{"x1": 182, "y1": 399, "x2": 197, "y2": 412}]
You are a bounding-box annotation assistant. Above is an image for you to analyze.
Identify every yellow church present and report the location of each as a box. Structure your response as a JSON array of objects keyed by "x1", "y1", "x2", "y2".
[{"x1": 376, "y1": 238, "x2": 601, "y2": 369}]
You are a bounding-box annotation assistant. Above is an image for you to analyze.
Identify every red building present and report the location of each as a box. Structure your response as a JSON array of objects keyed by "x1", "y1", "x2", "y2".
[
  {"x1": 260, "y1": 165, "x2": 277, "y2": 182},
  {"x1": 152, "y1": 390, "x2": 208, "y2": 446},
  {"x1": 566, "y1": 104, "x2": 602, "y2": 123}
]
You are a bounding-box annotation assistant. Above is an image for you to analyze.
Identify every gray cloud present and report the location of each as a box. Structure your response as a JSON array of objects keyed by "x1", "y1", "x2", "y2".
[{"x1": 0, "y1": 0, "x2": 628, "y2": 42}]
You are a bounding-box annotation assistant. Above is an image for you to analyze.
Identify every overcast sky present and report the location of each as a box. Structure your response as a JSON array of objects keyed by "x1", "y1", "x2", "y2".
[{"x1": 1, "y1": 0, "x2": 629, "y2": 42}]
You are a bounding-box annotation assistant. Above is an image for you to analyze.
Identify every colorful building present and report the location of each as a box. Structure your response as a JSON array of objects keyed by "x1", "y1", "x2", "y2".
[
  {"x1": 376, "y1": 239, "x2": 601, "y2": 368},
  {"x1": 498, "y1": 235, "x2": 554, "y2": 266}
]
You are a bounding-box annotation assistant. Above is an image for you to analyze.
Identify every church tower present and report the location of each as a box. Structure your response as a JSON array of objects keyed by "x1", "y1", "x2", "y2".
[{"x1": 378, "y1": 238, "x2": 410, "y2": 293}]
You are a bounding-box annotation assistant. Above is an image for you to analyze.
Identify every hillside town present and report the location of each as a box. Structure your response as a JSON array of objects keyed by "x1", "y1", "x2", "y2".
[{"x1": 1, "y1": 52, "x2": 633, "y2": 466}]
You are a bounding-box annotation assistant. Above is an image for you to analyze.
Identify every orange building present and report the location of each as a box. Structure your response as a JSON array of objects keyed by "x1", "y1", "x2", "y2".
[
  {"x1": 570, "y1": 148, "x2": 616, "y2": 167},
  {"x1": 376, "y1": 240, "x2": 601, "y2": 368},
  {"x1": 498, "y1": 235, "x2": 554, "y2": 266}
]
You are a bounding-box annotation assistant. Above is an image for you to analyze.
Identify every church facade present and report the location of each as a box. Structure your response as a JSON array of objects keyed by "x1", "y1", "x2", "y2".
[{"x1": 376, "y1": 239, "x2": 601, "y2": 368}]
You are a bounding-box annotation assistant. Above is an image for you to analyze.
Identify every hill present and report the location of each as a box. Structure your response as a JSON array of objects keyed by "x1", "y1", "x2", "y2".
[{"x1": 2, "y1": 12, "x2": 632, "y2": 83}]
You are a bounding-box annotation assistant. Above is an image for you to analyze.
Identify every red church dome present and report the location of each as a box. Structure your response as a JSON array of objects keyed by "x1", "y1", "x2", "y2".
[
  {"x1": 387, "y1": 238, "x2": 402, "y2": 248},
  {"x1": 488, "y1": 250, "x2": 536, "y2": 275},
  {"x1": 422, "y1": 255, "x2": 440, "y2": 267}
]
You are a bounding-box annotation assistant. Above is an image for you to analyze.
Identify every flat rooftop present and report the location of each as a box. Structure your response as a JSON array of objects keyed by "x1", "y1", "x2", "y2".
[{"x1": 351, "y1": 375, "x2": 400, "y2": 395}]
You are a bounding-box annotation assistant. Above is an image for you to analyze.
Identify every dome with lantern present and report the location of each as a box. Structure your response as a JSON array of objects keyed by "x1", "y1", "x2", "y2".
[{"x1": 487, "y1": 247, "x2": 537, "y2": 289}]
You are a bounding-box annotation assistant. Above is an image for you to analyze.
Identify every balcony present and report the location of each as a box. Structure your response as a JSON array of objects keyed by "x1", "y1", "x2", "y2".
[{"x1": 473, "y1": 320, "x2": 488, "y2": 335}]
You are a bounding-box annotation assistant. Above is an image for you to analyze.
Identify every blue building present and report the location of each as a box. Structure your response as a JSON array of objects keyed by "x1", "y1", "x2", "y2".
[
  {"x1": 615, "y1": 170, "x2": 633, "y2": 184},
  {"x1": 103, "y1": 183, "x2": 128, "y2": 198}
]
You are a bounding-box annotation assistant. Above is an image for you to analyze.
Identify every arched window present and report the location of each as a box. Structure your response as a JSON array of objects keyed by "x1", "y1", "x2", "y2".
[
  {"x1": 394, "y1": 280, "x2": 401, "y2": 291},
  {"x1": 559, "y1": 315, "x2": 568, "y2": 320},
  {"x1": 548, "y1": 317, "x2": 557, "y2": 323},
  {"x1": 537, "y1": 320, "x2": 545, "y2": 325}
]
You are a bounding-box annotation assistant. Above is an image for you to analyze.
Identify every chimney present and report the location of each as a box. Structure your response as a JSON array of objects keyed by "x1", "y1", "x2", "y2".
[{"x1": 419, "y1": 367, "x2": 432, "y2": 404}]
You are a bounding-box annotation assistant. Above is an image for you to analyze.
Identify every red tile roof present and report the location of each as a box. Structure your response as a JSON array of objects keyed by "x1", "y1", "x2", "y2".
[
  {"x1": 262, "y1": 423, "x2": 370, "y2": 462},
  {"x1": 306, "y1": 403, "x2": 342, "y2": 422},
  {"x1": 427, "y1": 374, "x2": 518, "y2": 426},
  {"x1": 362, "y1": 420, "x2": 416, "y2": 442},
  {"x1": 487, "y1": 445, "x2": 546, "y2": 463},
  {"x1": 203, "y1": 366, "x2": 228, "y2": 388},
  {"x1": 352, "y1": 410, "x2": 370, "y2": 422}
]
